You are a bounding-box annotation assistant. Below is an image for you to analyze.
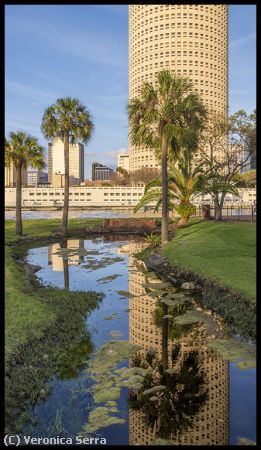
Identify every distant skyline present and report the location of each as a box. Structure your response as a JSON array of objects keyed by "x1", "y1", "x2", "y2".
[{"x1": 5, "y1": 5, "x2": 256, "y2": 179}]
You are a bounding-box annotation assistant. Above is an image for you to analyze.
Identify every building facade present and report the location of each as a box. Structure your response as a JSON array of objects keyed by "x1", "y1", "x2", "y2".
[
  {"x1": 128, "y1": 4, "x2": 228, "y2": 171},
  {"x1": 27, "y1": 171, "x2": 48, "y2": 187},
  {"x1": 48, "y1": 137, "x2": 84, "y2": 185},
  {"x1": 4, "y1": 187, "x2": 256, "y2": 208},
  {"x1": 5, "y1": 162, "x2": 27, "y2": 187},
  {"x1": 92, "y1": 162, "x2": 114, "y2": 181},
  {"x1": 117, "y1": 153, "x2": 130, "y2": 172},
  {"x1": 5, "y1": 186, "x2": 145, "y2": 208}
]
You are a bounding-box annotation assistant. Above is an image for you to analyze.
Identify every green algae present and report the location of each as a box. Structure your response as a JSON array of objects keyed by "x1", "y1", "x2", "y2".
[
  {"x1": 93, "y1": 387, "x2": 121, "y2": 403},
  {"x1": 88, "y1": 341, "x2": 141, "y2": 375},
  {"x1": 206, "y1": 338, "x2": 256, "y2": 369},
  {"x1": 83, "y1": 407, "x2": 125, "y2": 433},
  {"x1": 237, "y1": 437, "x2": 256, "y2": 445}
]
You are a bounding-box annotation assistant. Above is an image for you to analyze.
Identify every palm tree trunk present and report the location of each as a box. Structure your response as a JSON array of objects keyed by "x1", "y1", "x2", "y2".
[
  {"x1": 61, "y1": 132, "x2": 70, "y2": 236},
  {"x1": 161, "y1": 133, "x2": 169, "y2": 245},
  {"x1": 177, "y1": 216, "x2": 189, "y2": 228},
  {"x1": 16, "y1": 165, "x2": 22, "y2": 236}
]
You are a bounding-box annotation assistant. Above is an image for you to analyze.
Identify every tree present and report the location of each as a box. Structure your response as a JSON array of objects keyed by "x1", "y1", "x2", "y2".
[
  {"x1": 128, "y1": 70, "x2": 206, "y2": 244},
  {"x1": 5, "y1": 131, "x2": 45, "y2": 236},
  {"x1": 129, "y1": 167, "x2": 159, "y2": 185},
  {"x1": 233, "y1": 169, "x2": 256, "y2": 188},
  {"x1": 41, "y1": 97, "x2": 94, "y2": 236},
  {"x1": 196, "y1": 109, "x2": 256, "y2": 220},
  {"x1": 134, "y1": 150, "x2": 203, "y2": 228}
]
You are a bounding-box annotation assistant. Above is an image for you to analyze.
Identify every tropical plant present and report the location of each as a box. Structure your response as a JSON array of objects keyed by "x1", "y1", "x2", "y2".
[
  {"x1": 134, "y1": 151, "x2": 203, "y2": 227},
  {"x1": 144, "y1": 233, "x2": 161, "y2": 248},
  {"x1": 128, "y1": 70, "x2": 206, "y2": 244},
  {"x1": 5, "y1": 131, "x2": 46, "y2": 236},
  {"x1": 41, "y1": 97, "x2": 94, "y2": 236}
]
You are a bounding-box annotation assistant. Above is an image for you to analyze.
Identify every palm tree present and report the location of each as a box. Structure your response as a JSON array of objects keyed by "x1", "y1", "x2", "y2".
[
  {"x1": 41, "y1": 97, "x2": 94, "y2": 236},
  {"x1": 5, "y1": 131, "x2": 46, "y2": 236},
  {"x1": 128, "y1": 70, "x2": 206, "y2": 245},
  {"x1": 134, "y1": 151, "x2": 204, "y2": 228}
]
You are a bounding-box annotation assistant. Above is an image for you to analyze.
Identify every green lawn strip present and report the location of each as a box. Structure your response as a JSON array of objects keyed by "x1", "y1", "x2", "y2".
[
  {"x1": 5, "y1": 245, "x2": 55, "y2": 363},
  {"x1": 5, "y1": 218, "x2": 104, "y2": 244},
  {"x1": 162, "y1": 220, "x2": 256, "y2": 301},
  {"x1": 5, "y1": 218, "x2": 108, "y2": 364}
]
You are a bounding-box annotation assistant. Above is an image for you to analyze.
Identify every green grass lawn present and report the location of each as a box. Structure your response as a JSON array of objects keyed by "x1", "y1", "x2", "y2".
[
  {"x1": 162, "y1": 219, "x2": 256, "y2": 301},
  {"x1": 5, "y1": 245, "x2": 56, "y2": 362}
]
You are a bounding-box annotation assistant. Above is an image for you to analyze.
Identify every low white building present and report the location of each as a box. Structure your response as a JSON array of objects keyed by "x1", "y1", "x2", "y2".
[
  {"x1": 5, "y1": 186, "x2": 145, "y2": 208},
  {"x1": 192, "y1": 188, "x2": 256, "y2": 205}
]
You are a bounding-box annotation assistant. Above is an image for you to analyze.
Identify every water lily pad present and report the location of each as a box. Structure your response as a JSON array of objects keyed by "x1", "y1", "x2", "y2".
[
  {"x1": 97, "y1": 274, "x2": 122, "y2": 283},
  {"x1": 173, "y1": 312, "x2": 200, "y2": 326},
  {"x1": 116, "y1": 290, "x2": 137, "y2": 298},
  {"x1": 109, "y1": 330, "x2": 122, "y2": 338},
  {"x1": 142, "y1": 385, "x2": 165, "y2": 396},
  {"x1": 155, "y1": 438, "x2": 172, "y2": 445}
]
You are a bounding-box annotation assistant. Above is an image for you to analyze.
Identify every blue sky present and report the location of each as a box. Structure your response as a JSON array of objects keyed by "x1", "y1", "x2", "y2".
[{"x1": 5, "y1": 5, "x2": 256, "y2": 179}]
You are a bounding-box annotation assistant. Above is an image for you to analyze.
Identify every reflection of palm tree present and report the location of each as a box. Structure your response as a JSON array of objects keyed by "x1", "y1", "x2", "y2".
[
  {"x1": 161, "y1": 303, "x2": 169, "y2": 371},
  {"x1": 129, "y1": 345, "x2": 208, "y2": 440}
]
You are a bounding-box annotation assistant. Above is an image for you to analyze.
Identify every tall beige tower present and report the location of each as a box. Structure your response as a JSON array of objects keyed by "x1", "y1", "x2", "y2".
[
  {"x1": 129, "y1": 4, "x2": 228, "y2": 171},
  {"x1": 48, "y1": 137, "x2": 84, "y2": 185}
]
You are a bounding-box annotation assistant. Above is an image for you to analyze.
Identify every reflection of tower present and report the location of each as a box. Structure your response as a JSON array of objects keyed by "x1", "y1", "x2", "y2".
[
  {"x1": 49, "y1": 243, "x2": 64, "y2": 272},
  {"x1": 48, "y1": 240, "x2": 84, "y2": 271},
  {"x1": 128, "y1": 243, "x2": 229, "y2": 445},
  {"x1": 67, "y1": 240, "x2": 84, "y2": 266}
]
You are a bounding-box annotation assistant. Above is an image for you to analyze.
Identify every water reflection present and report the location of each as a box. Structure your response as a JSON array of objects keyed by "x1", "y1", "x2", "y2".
[
  {"x1": 23, "y1": 238, "x2": 255, "y2": 445},
  {"x1": 127, "y1": 243, "x2": 230, "y2": 445}
]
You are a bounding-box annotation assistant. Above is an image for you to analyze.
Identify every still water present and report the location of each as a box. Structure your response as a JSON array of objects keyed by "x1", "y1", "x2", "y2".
[
  {"x1": 17, "y1": 236, "x2": 256, "y2": 445},
  {"x1": 4, "y1": 209, "x2": 156, "y2": 220}
]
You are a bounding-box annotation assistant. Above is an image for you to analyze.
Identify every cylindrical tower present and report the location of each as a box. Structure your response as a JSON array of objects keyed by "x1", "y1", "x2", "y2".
[{"x1": 128, "y1": 4, "x2": 228, "y2": 171}]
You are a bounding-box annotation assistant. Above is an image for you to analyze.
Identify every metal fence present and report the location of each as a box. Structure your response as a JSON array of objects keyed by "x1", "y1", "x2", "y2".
[{"x1": 194, "y1": 205, "x2": 256, "y2": 222}]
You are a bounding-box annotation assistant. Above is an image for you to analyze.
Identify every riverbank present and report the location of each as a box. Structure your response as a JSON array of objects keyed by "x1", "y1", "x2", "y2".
[
  {"x1": 5, "y1": 217, "x2": 256, "y2": 361},
  {"x1": 5, "y1": 217, "x2": 158, "y2": 363},
  {"x1": 5, "y1": 218, "x2": 109, "y2": 364},
  {"x1": 138, "y1": 219, "x2": 256, "y2": 339},
  {"x1": 162, "y1": 219, "x2": 256, "y2": 301}
]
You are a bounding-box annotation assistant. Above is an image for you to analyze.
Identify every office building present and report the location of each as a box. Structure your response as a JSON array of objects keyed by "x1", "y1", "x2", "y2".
[
  {"x1": 5, "y1": 162, "x2": 27, "y2": 187},
  {"x1": 117, "y1": 153, "x2": 130, "y2": 172},
  {"x1": 92, "y1": 162, "x2": 114, "y2": 181},
  {"x1": 128, "y1": 5, "x2": 228, "y2": 171},
  {"x1": 48, "y1": 137, "x2": 84, "y2": 185},
  {"x1": 27, "y1": 171, "x2": 48, "y2": 187}
]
